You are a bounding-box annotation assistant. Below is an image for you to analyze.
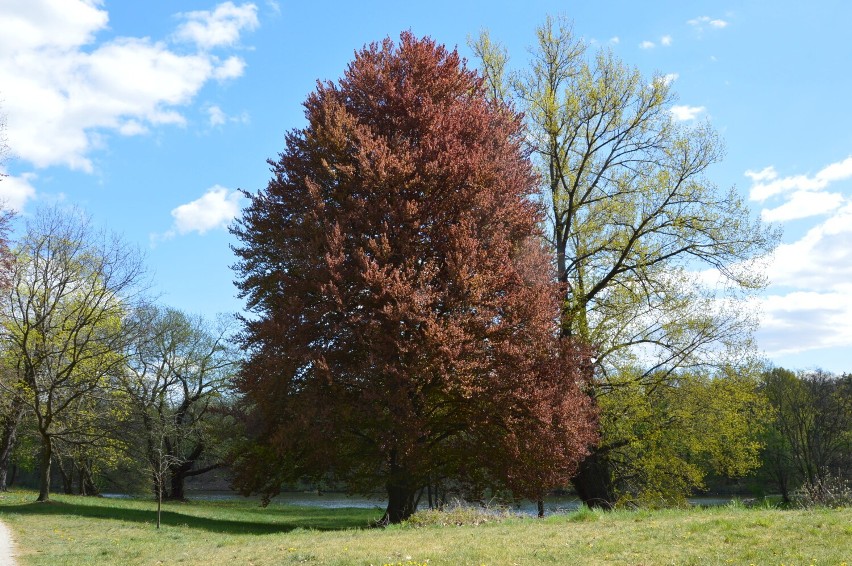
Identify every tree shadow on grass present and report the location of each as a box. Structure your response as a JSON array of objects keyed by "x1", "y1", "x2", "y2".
[{"x1": 0, "y1": 498, "x2": 381, "y2": 535}]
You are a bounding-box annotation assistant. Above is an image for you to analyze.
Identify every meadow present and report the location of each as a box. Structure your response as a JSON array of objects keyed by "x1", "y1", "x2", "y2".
[{"x1": 0, "y1": 490, "x2": 850, "y2": 565}]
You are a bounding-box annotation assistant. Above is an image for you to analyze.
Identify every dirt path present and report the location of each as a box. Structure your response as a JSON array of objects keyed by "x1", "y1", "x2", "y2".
[{"x1": 0, "y1": 520, "x2": 16, "y2": 566}]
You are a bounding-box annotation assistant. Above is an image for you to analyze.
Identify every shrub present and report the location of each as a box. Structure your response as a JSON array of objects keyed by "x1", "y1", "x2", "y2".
[
  {"x1": 792, "y1": 475, "x2": 852, "y2": 508},
  {"x1": 403, "y1": 500, "x2": 516, "y2": 527}
]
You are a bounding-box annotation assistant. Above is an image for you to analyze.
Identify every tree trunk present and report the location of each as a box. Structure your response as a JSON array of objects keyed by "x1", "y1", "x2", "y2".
[
  {"x1": 168, "y1": 459, "x2": 221, "y2": 501},
  {"x1": 79, "y1": 465, "x2": 98, "y2": 496},
  {"x1": 56, "y1": 456, "x2": 73, "y2": 494},
  {"x1": 168, "y1": 461, "x2": 192, "y2": 501},
  {"x1": 537, "y1": 499, "x2": 545, "y2": 518},
  {"x1": 37, "y1": 438, "x2": 53, "y2": 502},
  {"x1": 381, "y1": 480, "x2": 418, "y2": 524},
  {"x1": 572, "y1": 450, "x2": 616, "y2": 510},
  {"x1": 0, "y1": 401, "x2": 24, "y2": 492}
]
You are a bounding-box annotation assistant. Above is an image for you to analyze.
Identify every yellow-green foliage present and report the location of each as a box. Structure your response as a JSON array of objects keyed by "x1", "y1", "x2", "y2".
[{"x1": 599, "y1": 365, "x2": 770, "y2": 506}]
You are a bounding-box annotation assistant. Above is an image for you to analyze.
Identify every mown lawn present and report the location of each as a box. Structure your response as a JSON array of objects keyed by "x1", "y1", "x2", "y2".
[{"x1": 0, "y1": 490, "x2": 849, "y2": 565}]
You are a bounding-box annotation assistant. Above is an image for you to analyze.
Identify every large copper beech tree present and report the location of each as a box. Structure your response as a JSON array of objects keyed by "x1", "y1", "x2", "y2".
[{"x1": 231, "y1": 33, "x2": 598, "y2": 524}]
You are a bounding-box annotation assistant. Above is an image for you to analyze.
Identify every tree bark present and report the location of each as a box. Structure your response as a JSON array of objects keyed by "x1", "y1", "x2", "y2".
[
  {"x1": 0, "y1": 400, "x2": 25, "y2": 492},
  {"x1": 572, "y1": 450, "x2": 616, "y2": 510},
  {"x1": 537, "y1": 499, "x2": 545, "y2": 518},
  {"x1": 157, "y1": 487, "x2": 163, "y2": 529},
  {"x1": 37, "y1": 438, "x2": 53, "y2": 502},
  {"x1": 79, "y1": 464, "x2": 98, "y2": 496},
  {"x1": 168, "y1": 461, "x2": 189, "y2": 501},
  {"x1": 381, "y1": 480, "x2": 419, "y2": 524},
  {"x1": 56, "y1": 456, "x2": 73, "y2": 495},
  {"x1": 167, "y1": 460, "x2": 220, "y2": 501}
]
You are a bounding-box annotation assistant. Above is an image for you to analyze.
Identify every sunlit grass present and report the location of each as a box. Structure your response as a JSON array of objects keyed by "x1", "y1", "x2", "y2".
[{"x1": 1, "y1": 489, "x2": 850, "y2": 565}]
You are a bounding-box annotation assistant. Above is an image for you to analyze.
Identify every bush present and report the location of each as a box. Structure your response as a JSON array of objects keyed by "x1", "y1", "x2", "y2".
[
  {"x1": 403, "y1": 500, "x2": 516, "y2": 527},
  {"x1": 792, "y1": 475, "x2": 852, "y2": 508}
]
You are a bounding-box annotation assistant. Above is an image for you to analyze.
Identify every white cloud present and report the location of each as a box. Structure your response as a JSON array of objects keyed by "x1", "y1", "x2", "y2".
[
  {"x1": 688, "y1": 16, "x2": 729, "y2": 29},
  {"x1": 766, "y1": 202, "x2": 852, "y2": 292},
  {"x1": 740, "y1": 157, "x2": 852, "y2": 358},
  {"x1": 758, "y1": 287, "x2": 852, "y2": 355},
  {"x1": 744, "y1": 166, "x2": 777, "y2": 183},
  {"x1": 609, "y1": 36, "x2": 620, "y2": 45},
  {"x1": 0, "y1": 170, "x2": 37, "y2": 211},
  {"x1": 169, "y1": 185, "x2": 243, "y2": 236},
  {"x1": 639, "y1": 40, "x2": 655, "y2": 49},
  {"x1": 118, "y1": 120, "x2": 149, "y2": 136},
  {"x1": 755, "y1": 200, "x2": 852, "y2": 355},
  {"x1": 205, "y1": 104, "x2": 249, "y2": 127},
  {"x1": 0, "y1": 1, "x2": 257, "y2": 172},
  {"x1": 661, "y1": 35, "x2": 673, "y2": 46},
  {"x1": 265, "y1": 1, "x2": 281, "y2": 16},
  {"x1": 748, "y1": 156, "x2": 852, "y2": 202},
  {"x1": 670, "y1": 105, "x2": 706, "y2": 121},
  {"x1": 213, "y1": 55, "x2": 247, "y2": 80},
  {"x1": 174, "y1": 2, "x2": 259, "y2": 50},
  {"x1": 207, "y1": 106, "x2": 227, "y2": 127},
  {"x1": 661, "y1": 73, "x2": 679, "y2": 86},
  {"x1": 816, "y1": 155, "x2": 852, "y2": 184},
  {"x1": 760, "y1": 190, "x2": 844, "y2": 222},
  {"x1": 0, "y1": 0, "x2": 108, "y2": 52}
]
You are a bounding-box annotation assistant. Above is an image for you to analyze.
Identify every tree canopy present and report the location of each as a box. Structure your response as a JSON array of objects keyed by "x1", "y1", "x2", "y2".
[
  {"x1": 122, "y1": 305, "x2": 237, "y2": 501},
  {"x1": 0, "y1": 205, "x2": 145, "y2": 501},
  {"x1": 473, "y1": 16, "x2": 779, "y2": 507},
  {"x1": 231, "y1": 32, "x2": 598, "y2": 523}
]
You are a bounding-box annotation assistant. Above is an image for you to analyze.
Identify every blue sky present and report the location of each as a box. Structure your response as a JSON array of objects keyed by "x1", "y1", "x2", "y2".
[{"x1": 1, "y1": 1, "x2": 851, "y2": 372}]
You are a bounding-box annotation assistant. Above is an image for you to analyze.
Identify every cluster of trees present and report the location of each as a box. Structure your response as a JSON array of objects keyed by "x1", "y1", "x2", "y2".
[
  {"x1": 227, "y1": 26, "x2": 792, "y2": 523},
  {"x1": 1, "y1": 20, "x2": 847, "y2": 527},
  {"x1": 759, "y1": 368, "x2": 851, "y2": 502},
  {"x1": 228, "y1": 24, "x2": 849, "y2": 521},
  {"x1": 0, "y1": 207, "x2": 238, "y2": 507}
]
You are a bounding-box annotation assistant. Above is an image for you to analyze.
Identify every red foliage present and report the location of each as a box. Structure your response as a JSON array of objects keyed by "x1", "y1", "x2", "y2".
[{"x1": 231, "y1": 32, "x2": 597, "y2": 522}]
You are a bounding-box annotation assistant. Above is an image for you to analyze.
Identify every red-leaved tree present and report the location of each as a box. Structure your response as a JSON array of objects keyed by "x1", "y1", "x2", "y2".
[{"x1": 231, "y1": 32, "x2": 598, "y2": 524}]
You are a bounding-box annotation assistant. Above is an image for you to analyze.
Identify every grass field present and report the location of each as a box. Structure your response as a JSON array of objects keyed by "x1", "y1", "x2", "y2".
[{"x1": 0, "y1": 490, "x2": 850, "y2": 565}]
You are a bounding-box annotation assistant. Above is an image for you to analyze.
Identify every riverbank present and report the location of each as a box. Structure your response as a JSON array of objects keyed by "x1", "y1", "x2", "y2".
[{"x1": 0, "y1": 489, "x2": 849, "y2": 564}]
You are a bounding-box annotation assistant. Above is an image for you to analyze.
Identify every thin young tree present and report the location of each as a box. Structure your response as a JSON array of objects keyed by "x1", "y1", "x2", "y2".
[{"x1": 231, "y1": 32, "x2": 598, "y2": 524}]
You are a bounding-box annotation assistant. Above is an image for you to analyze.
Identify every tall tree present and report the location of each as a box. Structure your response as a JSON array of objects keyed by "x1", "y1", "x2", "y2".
[
  {"x1": 0, "y1": 116, "x2": 20, "y2": 488},
  {"x1": 122, "y1": 305, "x2": 237, "y2": 501},
  {"x1": 473, "y1": 17, "x2": 779, "y2": 507},
  {"x1": 231, "y1": 32, "x2": 598, "y2": 524},
  {"x1": 763, "y1": 368, "x2": 852, "y2": 490},
  {"x1": 1, "y1": 205, "x2": 145, "y2": 501}
]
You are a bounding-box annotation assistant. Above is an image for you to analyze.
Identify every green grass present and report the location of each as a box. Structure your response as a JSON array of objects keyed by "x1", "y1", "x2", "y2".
[{"x1": 1, "y1": 490, "x2": 850, "y2": 565}]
